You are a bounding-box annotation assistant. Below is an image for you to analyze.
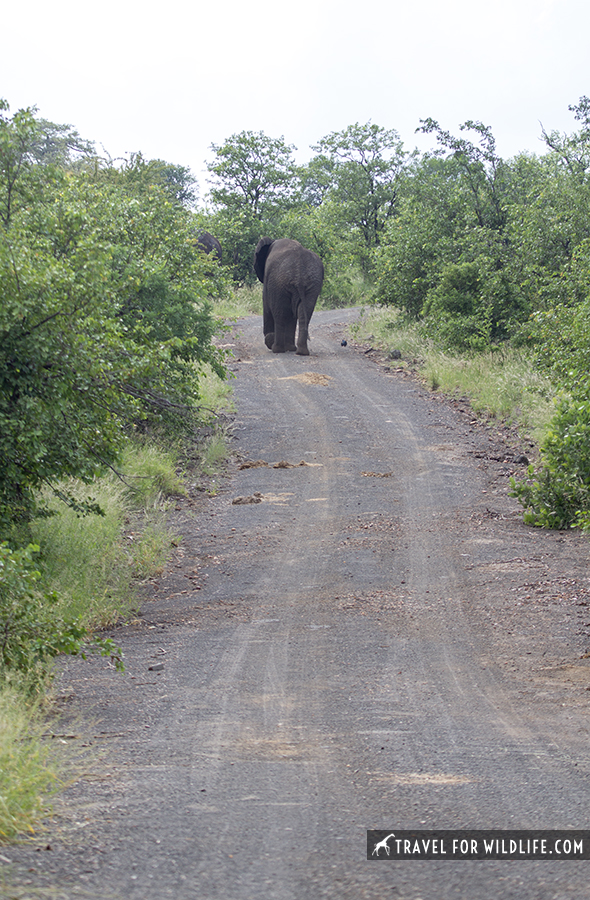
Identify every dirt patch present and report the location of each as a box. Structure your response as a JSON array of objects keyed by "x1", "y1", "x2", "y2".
[
  {"x1": 273, "y1": 459, "x2": 322, "y2": 468},
  {"x1": 278, "y1": 372, "x2": 332, "y2": 386},
  {"x1": 232, "y1": 492, "x2": 295, "y2": 505},
  {"x1": 237, "y1": 459, "x2": 269, "y2": 469},
  {"x1": 371, "y1": 772, "x2": 474, "y2": 786},
  {"x1": 238, "y1": 459, "x2": 323, "y2": 469}
]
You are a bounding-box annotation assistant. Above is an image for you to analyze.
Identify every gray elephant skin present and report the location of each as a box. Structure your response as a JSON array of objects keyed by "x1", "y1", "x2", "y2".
[
  {"x1": 254, "y1": 238, "x2": 324, "y2": 355},
  {"x1": 196, "y1": 232, "x2": 222, "y2": 263}
]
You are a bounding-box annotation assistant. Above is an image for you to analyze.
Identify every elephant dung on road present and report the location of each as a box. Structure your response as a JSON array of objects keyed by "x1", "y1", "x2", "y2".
[{"x1": 254, "y1": 238, "x2": 324, "y2": 355}]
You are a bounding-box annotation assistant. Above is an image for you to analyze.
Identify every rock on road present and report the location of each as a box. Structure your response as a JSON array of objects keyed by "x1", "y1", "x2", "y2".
[{"x1": 6, "y1": 308, "x2": 590, "y2": 900}]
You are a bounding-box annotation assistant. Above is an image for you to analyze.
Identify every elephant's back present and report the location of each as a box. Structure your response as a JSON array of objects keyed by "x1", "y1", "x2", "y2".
[{"x1": 268, "y1": 239, "x2": 324, "y2": 292}]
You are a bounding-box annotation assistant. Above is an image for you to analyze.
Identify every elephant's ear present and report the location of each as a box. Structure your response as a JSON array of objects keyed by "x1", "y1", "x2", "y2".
[{"x1": 254, "y1": 237, "x2": 274, "y2": 283}]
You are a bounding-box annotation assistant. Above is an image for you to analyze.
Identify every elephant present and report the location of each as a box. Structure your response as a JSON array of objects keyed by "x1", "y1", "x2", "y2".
[
  {"x1": 254, "y1": 238, "x2": 324, "y2": 355},
  {"x1": 196, "y1": 232, "x2": 222, "y2": 263}
]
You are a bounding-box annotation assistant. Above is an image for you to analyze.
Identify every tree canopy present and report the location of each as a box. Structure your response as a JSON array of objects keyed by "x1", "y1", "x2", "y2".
[
  {"x1": 311, "y1": 122, "x2": 410, "y2": 255},
  {"x1": 5, "y1": 95, "x2": 590, "y2": 531},
  {"x1": 0, "y1": 101, "x2": 227, "y2": 531}
]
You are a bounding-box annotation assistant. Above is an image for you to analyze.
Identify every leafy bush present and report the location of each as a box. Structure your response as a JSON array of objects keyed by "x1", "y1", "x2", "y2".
[
  {"x1": 424, "y1": 262, "x2": 480, "y2": 317},
  {"x1": 521, "y1": 296, "x2": 590, "y2": 398},
  {"x1": 421, "y1": 262, "x2": 493, "y2": 350},
  {"x1": 511, "y1": 285, "x2": 590, "y2": 529},
  {"x1": 420, "y1": 248, "x2": 528, "y2": 351},
  {"x1": 0, "y1": 103, "x2": 227, "y2": 532},
  {"x1": 0, "y1": 542, "x2": 122, "y2": 692},
  {"x1": 29, "y1": 438, "x2": 188, "y2": 626},
  {"x1": 510, "y1": 398, "x2": 590, "y2": 529}
]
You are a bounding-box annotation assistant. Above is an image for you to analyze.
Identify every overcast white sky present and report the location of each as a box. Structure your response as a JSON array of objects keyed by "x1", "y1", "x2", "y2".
[{"x1": 3, "y1": 0, "x2": 589, "y2": 200}]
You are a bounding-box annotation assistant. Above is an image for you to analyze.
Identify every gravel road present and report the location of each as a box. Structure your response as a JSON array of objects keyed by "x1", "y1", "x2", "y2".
[{"x1": 4, "y1": 308, "x2": 590, "y2": 900}]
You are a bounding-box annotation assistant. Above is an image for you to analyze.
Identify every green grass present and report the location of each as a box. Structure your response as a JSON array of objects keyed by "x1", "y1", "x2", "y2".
[
  {"x1": 0, "y1": 365, "x2": 235, "y2": 843},
  {"x1": 423, "y1": 352, "x2": 556, "y2": 439},
  {"x1": 31, "y1": 482, "x2": 146, "y2": 628},
  {"x1": 26, "y1": 370, "x2": 234, "y2": 634},
  {"x1": 212, "y1": 283, "x2": 262, "y2": 319},
  {"x1": 197, "y1": 362, "x2": 235, "y2": 418},
  {"x1": 0, "y1": 433, "x2": 225, "y2": 841},
  {"x1": 118, "y1": 442, "x2": 186, "y2": 506},
  {"x1": 200, "y1": 432, "x2": 229, "y2": 476},
  {"x1": 350, "y1": 306, "x2": 558, "y2": 446},
  {"x1": 0, "y1": 430, "x2": 227, "y2": 842},
  {"x1": 0, "y1": 688, "x2": 60, "y2": 840},
  {"x1": 28, "y1": 435, "x2": 193, "y2": 628}
]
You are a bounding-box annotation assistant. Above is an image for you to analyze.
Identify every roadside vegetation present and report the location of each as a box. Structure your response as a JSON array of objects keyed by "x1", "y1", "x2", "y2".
[
  {"x1": 0, "y1": 372, "x2": 233, "y2": 840},
  {"x1": 350, "y1": 307, "x2": 557, "y2": 446},
  {"x1": 0, "y1": 688, "x2": 62, "y2": 839},
  {"x1": 3, "y1": 91, "x2": 590, "y2": 838},
  {"x1": 0, "y1": 101, "x2": 233, "y2": 838}
]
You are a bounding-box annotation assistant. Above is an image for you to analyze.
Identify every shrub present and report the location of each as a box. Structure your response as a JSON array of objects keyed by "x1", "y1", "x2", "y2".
[
  {"x1": 0, "y1": 542, "x2": 122, "y2": 692},
  {"x1": 0, "y1": 103, "x2": 227, "y2": 532},
  {"x1": 511, "y1": 398, "x2": 590, "y2": 529}
]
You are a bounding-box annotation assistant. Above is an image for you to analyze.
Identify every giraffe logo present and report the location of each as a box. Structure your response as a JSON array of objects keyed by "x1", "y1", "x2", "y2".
[{"x1": 372, "y1": 833, "x2": 396, "y2": 857}]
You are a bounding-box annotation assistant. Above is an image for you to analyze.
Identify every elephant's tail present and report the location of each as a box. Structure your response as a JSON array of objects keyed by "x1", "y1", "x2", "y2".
[{"x1": 293, "y1": 292, "x2": 308, "y2": 326}]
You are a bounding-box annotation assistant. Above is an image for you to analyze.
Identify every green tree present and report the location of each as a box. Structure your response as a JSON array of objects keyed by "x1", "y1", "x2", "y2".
[
  {"x1": 374, "y1": 155, "x2": 456, "y2": 317},
  {"x1": 207, "y1": 130, "x2": 297, "y2": 219},
  {"x1": 205, "y1": 130, "x2": 299, "y2": 280},
  {"x1": 506, "y1": 104, "x2": 590, "y2": 313},
  {"x1": 0, "y1": 101, "x2": 99, "y2": 227},
  {"x1": 375, "y1": 119, "x2": 530, "y2": 347},
  {"x1": 112, "y1": 153, "x2": 198, "y2": 207},
  {"x1": 506, "y1": 101, "x2": 590, "y2": 529},
  {"x1": 0, "y1": 102, "x2": 226, "y2": 530},
  {"x1": 30, "y1": 119, "x2": 96, "y2": 168},
  {"x1": 0, "y1": 101, "x2": 44, "y2": 227},
  {"x1": 418, "y1": 118, "x2": 510, "y2": 230},
  {"x1": 311, "y1": 122, "x2": 410, "y2": 262},
  {"x1": 541, "y1": 96, "x2": 590, "y2": 182}
]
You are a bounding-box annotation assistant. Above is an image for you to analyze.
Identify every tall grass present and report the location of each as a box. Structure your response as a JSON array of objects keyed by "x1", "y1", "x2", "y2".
[
  {"x1": 1, "y1": 364, "x2": 234, "y2": 843},
  {"x1": 212, "y1": 283, "x2": 262, "y2": 319},
  {"x1": 0, "y1": 435, "x2": 215, "y2": 841},
  {"x1": 198, "y1": 362, "x2": 235, "y2": 417},
  {"x1": 200, "y1": 432, "x2": 229, "y2": 477},
  {"x1": 423, "y1": 352, "x2": 556, "y2": 440},
  {"x1": 27, "y1": 368, "x2": 234, "y2": 632},
  {"x1": 351, "y1": 306, "x2": 557, "y2": 445},
  {"x1": 31, "y1": 481, "x2": 132, "y2": 626},
  {"x1": 117, "y1": 442, "x2": 186, "y2": 507},
  {"x1": 0, "y1": 689, "x2": 60, "y2": 840},
  {"x1": 29, "y1": 438, "x2": 186, "y2": 629}
]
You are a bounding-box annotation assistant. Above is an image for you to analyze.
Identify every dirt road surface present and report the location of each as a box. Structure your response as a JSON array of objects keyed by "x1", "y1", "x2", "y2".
[{"x1": 4, "y1": 309, "x2": 590, "y2": 900}]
